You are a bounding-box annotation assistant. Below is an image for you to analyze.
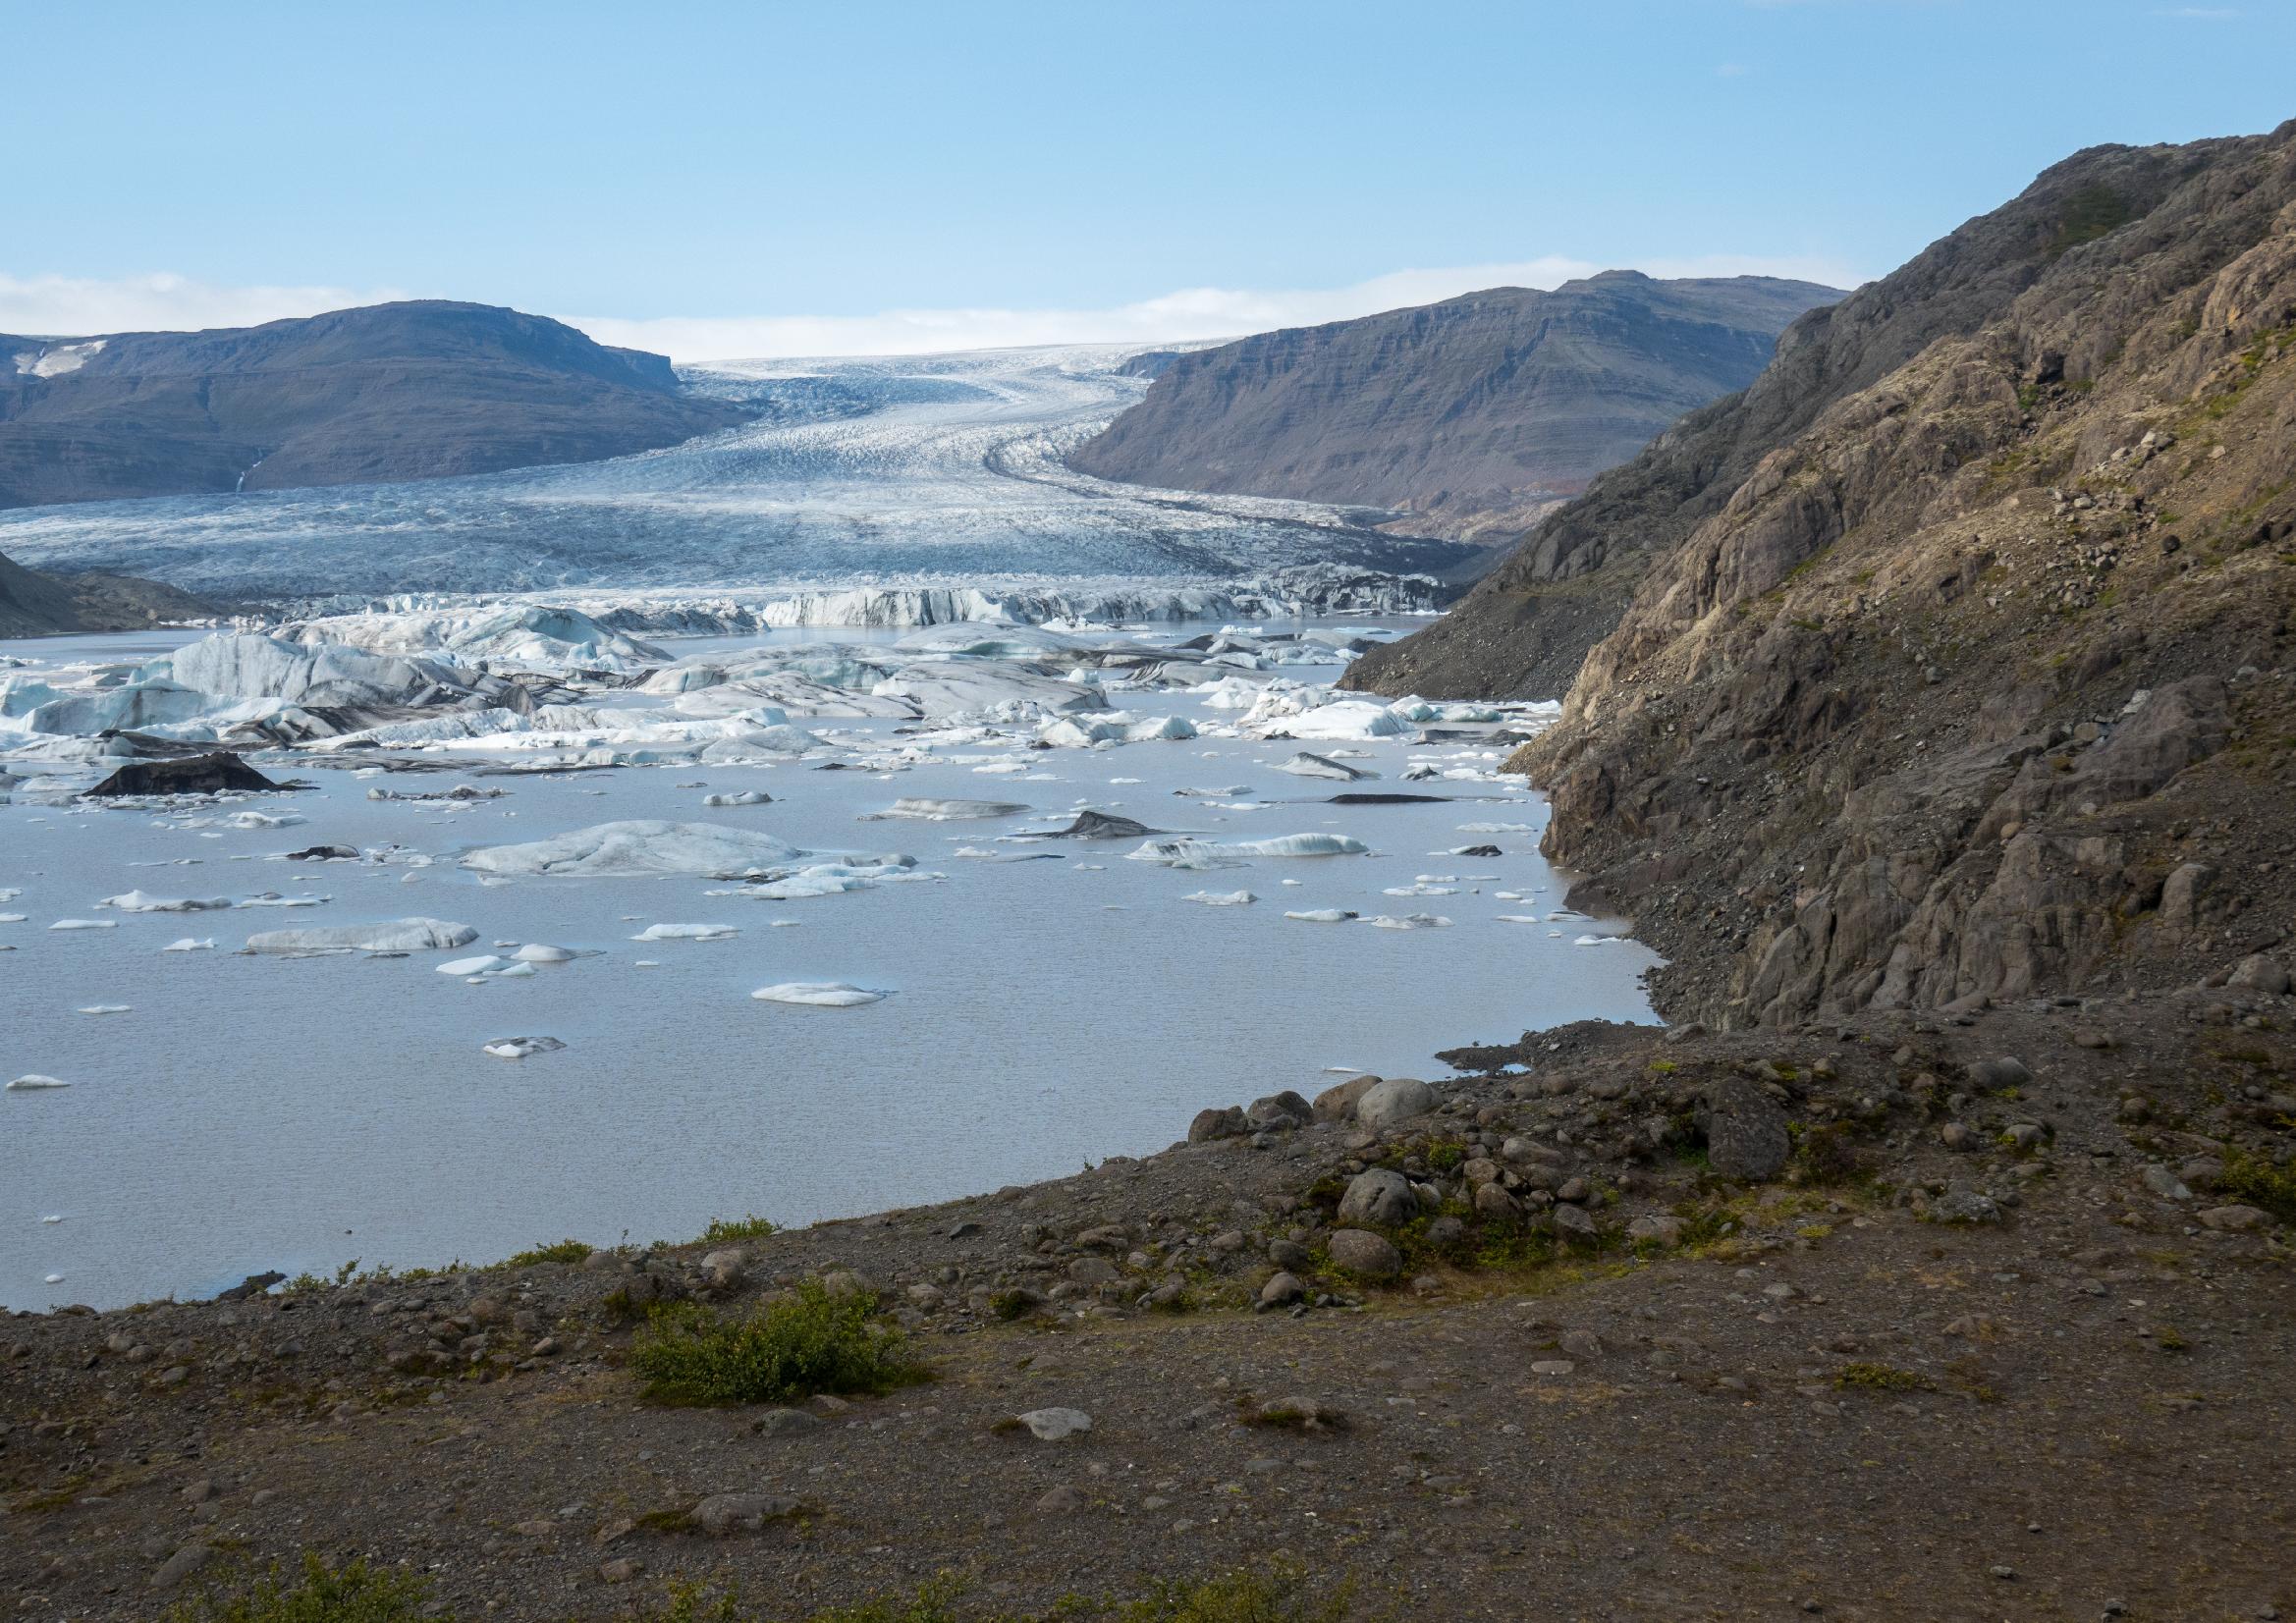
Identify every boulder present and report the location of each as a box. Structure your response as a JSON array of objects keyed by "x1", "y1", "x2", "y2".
[
  {"x1": 1336, "y1": 1168, "x2": 1420, "y2": 1227},
  {"x1": 1312, "y1": 1074, "x2": 1382, "y2": 1122},
  {"x1": 1245, "y1": 1090, "x2": 1313, "y2": 1129},
  {"x1": 1187, "y1": 1106, "x2": 1247, "y2": 1144},
  {"x1": 2228, "y1": 955, "x2": 2292, "y2": 996},
  {"x1": 1699, "y1": 1077, "x2": 1790, "y2": 1180},
  {"x1": 690, "y1": 1492, "x2": 801, "y2": 1536},
  {"x1": 1356, "y1": 1076, "x2": 1438, "y2": 1129},
  {"x1": 1326, "y1": 1228, "x2": 1402, "y2": 1280}
]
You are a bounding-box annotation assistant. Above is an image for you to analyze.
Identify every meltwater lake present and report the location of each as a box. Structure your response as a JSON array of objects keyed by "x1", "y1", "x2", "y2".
[{"x1": 0, "y1": 618, "x2": 1658, "y2": 1311}]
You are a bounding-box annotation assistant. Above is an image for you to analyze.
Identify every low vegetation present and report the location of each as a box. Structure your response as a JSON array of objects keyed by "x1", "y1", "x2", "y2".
[
  {"x1": 618, "y1": 1567, "x2": 1351, "y2": 1623},
  {"x1": 630, "y1": 1280, "x2": 920, "y2": 1406},
  {"x1": 164, "y1": 1554, "x2": 437, "y2": 1622}
]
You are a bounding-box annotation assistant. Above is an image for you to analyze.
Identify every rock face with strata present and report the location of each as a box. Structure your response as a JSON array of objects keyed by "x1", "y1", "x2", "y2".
[{"x1": 1483, "y1": 121, "x2": 2296, "y2": 1028}]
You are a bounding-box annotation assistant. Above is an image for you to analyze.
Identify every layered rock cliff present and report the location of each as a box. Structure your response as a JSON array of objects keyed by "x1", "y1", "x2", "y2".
[
  {"x1": 0, "y1": 301, "x2": 750, "y2": 509},
  {"x1": 1499, "y1": 123, "x2": 2296, "y2": 1028},
  {"x1": 1069, "y1": 273, "x2": 1838, "y2": 539},
  {"x1": 0, "y1": 548, "x2": 219, "y2": 636}
]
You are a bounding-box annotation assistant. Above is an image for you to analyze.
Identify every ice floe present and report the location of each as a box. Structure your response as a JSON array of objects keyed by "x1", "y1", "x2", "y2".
[
  {"x1": 97, "y1": 891, "x2": 234, "y2": 913},
  {"x1": 243, "y1": 918, "x2": 478, "y2": 954},
  {"x1": 1182, "y1": 890, "x2": 1256, "y2": 906},
  {"x1": 483, "y1": 1036, "x2": 569, "y2": 1059},
  {"x1": 629, "y1": 923, "x2": 739, "y2": 942},
  {"x1": 864, "y1": 797, "x2": 1028, "y2": 821},
  {"x1": 750, "y1": 982, "x2": 889, "y2": 1007},
  {"x1": 462, "y1": 820, "x2": 802, "y2": 877},
  {"x1": 1370, "y1": 913, "x2": 1453, "y2": 929},
  {"x1": 7, "y1": 1075, "x2": 72, "y2": 1091},
  {"x1": 47, "y1": 919, "x2": 116, "y2": 931},
  {"x1": 162, "y1": 938, "x2": 217, "y2": 951},
  {"x1": 1284, "y1": 908, "x2": 1358, "y2": 923}
]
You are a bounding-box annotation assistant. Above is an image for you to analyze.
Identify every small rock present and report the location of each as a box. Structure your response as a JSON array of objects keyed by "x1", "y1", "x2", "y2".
[
  {"x1": 1259, "y1": 1271, "x2": 1306, "y2": 1307},
  {"x1": 751, "y1": 1407, "x2": 821, "y2": 1437},
  {"x1": 1034, "y1": 1484, "x2": 1088, "y2": 1515},
  {"x1": 148, "y1": 1545, "x2": 212, "y2": 1591},
  {"x1": 599, "y1": 1557, "x2": 642, "y2": 1585},
  {"x1": 2199, "y1": 1205, "x2": 2268, "y2": 1232},
  {"x1": 1016, "y1": 1407, "x2": 1092, "y2": 1441},
  {"x1": 690, "y1": 1492, "x2": 800, "y2": 1536}
]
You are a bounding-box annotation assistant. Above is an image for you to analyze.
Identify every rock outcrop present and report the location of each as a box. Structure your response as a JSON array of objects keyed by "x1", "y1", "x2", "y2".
[
  {"x1": 0, "y1": 301, "x2": 750, "y2": 509},
  {"x1": 1492, "y1": 122, "x2": 2296, "y2": 1028},
  {"x1": 1342, "y1": 140, "x2": 2276, "y2": 702},
  {"x1": 1068, "y1": 273, "x2": 1839, "y2": 540},
  {"x1": 0, "y1": 549, "x2": 217, "y2": 636}
]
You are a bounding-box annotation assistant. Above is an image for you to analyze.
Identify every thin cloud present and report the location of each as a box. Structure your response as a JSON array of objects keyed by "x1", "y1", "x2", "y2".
[
  {"x1": 0, "y1": 272, "x2": 412, "y2": 338},
  {"x1": 0, "y1": 255, "x2": 1871, "y2": 364},
  {"x1": 567, "y1": 255, "x2": 1867, "y2": 362}
]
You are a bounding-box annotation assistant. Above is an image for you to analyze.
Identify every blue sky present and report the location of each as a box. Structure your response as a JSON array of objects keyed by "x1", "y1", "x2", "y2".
[{"x1": 4, "y1": 0, "x2": 2288, "y2": 357}]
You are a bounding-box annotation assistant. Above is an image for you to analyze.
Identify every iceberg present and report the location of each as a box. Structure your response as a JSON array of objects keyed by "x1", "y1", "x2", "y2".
[
  {"x1": 510, "y1": 944, "x2": 576, "y2": 963},
  {"x1": 162, "y1": 937, "x2": 218, "y2": 951},
  {"x1": 244, "y1": 918, "x2": 478, "y2": 954},
  {"x1": 6, "y1": 1075, "x2": 72, "y2": 1090},
  {"x1": 864, "y1": 797, "x2": 1029, "y2": 821},
  {"x1": 1225, "y1": 834, "x2": 1368, "y2": 858},
  {"x1": 1284, "y1": 908, "x2": 1358, "y2": 923},
  {"x1": 97, "y1": 891, "x2": 234, "y2": 913},
  {"x1": 1183, "y1": 890, "x2": 1256, "y2": 906},
  {"x1": 629, "y1": 923, "x2": 739, "y2": 942},
  {"x1": 1371, "y1": 913, "x2": 1453, "y2": 930},
  {"x1": 751, "y1": 982, "x2": 888, "y2": 1007},
  {"x1": 483, "y1": 1035, "x2": 569, "y2": 1059},
  {"x1": 702, "y1": 789, "x2": 772, "y2": 807},
  {"x1": 437, "y1": 954, "x2": 514, "y2": 976},
  {"x1": 463, "y1": 820, "x2": 803, "y2": 877},
  {"x1": 1275, "y1": 752, "x2": 1375, "y2": 782},
  {"x1": 47, "y1": 919, "x2": 117, "y2": 931}
]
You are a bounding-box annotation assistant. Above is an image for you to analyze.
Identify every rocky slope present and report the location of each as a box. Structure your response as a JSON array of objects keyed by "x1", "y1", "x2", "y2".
[
  {"x1": 0, "y1": 301, "x2": 751, "y2": 509},
  {"x1": 0, "y1": 548, "x2": 218, "y2": 636},
  {"x1": 4, "y1": 995, "x2": 2291, "y2": 1619},
  {"x1": 1068, "y1": 274, "x2": 1838, "y2": 540},
  {"x1": 1458, "y1": 123, "x2": 2296, "y2": 1030}
]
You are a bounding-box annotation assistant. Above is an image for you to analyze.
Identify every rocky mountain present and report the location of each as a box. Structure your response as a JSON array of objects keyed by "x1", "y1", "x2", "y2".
[
  {"x1": 0, "y1": 548, "x2": 218, "y2": 636},
  {"x1": 1068, "y1": 273, "x2": 1840, "y2": 539},
  {"x1": 1367, "y1": 122, "x2": 2296, "y2": 1030},
  {"x1": 0, "y1": 300, "x2": 751, "y2": 509}
]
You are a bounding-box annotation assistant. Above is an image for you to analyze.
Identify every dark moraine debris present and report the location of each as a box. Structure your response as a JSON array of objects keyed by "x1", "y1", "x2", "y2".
[
  {"x1": 1328, "y1": 792, "x2": 1452, "y2": 805},
  {"x1": 82, "y1": 751, "x2": 282, "y2": 798},
  {"x1": 215, "y1": 1271, "x2": 285, "y2": 1302},
  {"x1": 1036, "y1": 810, "x2": 1160, "y2": 839},
  {"x1": 286, "y1": 843, "x2": 360, "y2": 862}
]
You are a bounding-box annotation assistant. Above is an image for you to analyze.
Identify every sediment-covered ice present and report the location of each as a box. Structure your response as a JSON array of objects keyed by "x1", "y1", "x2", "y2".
[
  {"x1": 1276, "y1": 751, "x2": 1375, "y2": 781},
  {"x1": 482, "y1": 1035, "x2": 569, "y2": 1059},
  {"x1": 462, "y1": 821, "x2": 802, "y2": 877},
  {"x1": 1284, "y1": 908, "x2": 1358, "y2": 923},
  {"x1": 243, "y1": 918, "x2": 478, "y2": 954}
]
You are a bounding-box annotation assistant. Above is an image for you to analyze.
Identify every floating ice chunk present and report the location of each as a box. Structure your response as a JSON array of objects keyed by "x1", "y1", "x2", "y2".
[
  {"x1": 952, "y1": 846, "x2": 996, "y2": 858},
  {"x1": 0, "y1": 913, "x2": 24, "y2": 923},
  {"x1": 1371, "y1": 913, "x2": 1453, "y2": 930},
  {"x1": 99, "y1": 890, "x2": 235, "y2": 913},
  {"x1": 1456, "y1": 823, "x2": 1538, "y2": 834},
  {"x1": 510, "y1": 944, "x2": 576, "y2": 963},
  {"x1": 1283, "y1": 908, "x2": 1358, "y2": 923},
  {"x1": 1496, "y1": 915, "x2": 1542, "y2": 924},
  {"x1": 629, "y1": 923, "x2": 739, "y2": 942},
  {"x1": 1183, "y1": 890, "x2": 1257, "y2": 906},
  {"x1": 7, "y1": 1074, "x2": 72, "y2": 1090},
  {"x1": 703, "y1": 789, "x2": 771, "y2": 807},
  {"x1": 1574, "y1": 934, "x2": 1628, "y2": 947},
  {"x1": 76, "y1": 1004, "x2": 131, "y2": 1015},
  {"x1": 162, "y1": 938, "x2": 217, "y2": 951},
  {"x1": 863, "y1": 797, "x2": 1028, "y2": 821},
  {"x1": 751, "y1": 982, "x2": 889, "y2": 1007},
  {"x1": 40, "y1": 1214, "x2": 64, "y2": 1223},
  {"x1": 244, "y1": 917, "x2": 477, "y2": 954},
  {"x1": 483, "y1": 1035, "x2": 568, "y2": 1059},
  {"x1": 1276, "y1": 752, "x2": 1375, "y2": 782},
  {"x1": 236, "y1": 893, "x2": 324, "y2": 908},
  {"x1": 44, "y1": 1273, "x2": 64, "y2": 1283},
  {"x1": 1225, "y1": 834, "x2": 1368, "y2": 858},
  {"x1": 1038, "y1": 713, "x2": 1196, "y2": 747},
  {"x1": 47, "y1": 919, "x2": 117, "y2": 931},
  {"x1": 463, "y1": 820, "x2": 802, "y2": 878},
  {"x1": 1125, "y1": 839, "x2": 1239, "y2": 871},
  {"x1": 438, "y1": 954, "x2": 513, "y2": 976},
  {"x1": 1383, "y1": 884, "x2": 1458, "y2": 897}
]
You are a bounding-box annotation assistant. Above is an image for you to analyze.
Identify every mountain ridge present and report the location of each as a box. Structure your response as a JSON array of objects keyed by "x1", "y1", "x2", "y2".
[
  {"x1": 0, "y1": 299, "x2": 752, "y2": 510},
  {"x1": 1066, "y1": 272, "x2": 1841, "y2": 539}
]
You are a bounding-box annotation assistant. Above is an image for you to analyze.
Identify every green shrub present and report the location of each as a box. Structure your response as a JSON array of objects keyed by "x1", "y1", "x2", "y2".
[
  {"x1": 165, "y1": 1553, "x2": 438, "y2": 1622},
  {"x1": 700, "y1": 1215, "x2": 779, "y2": 1245},
  {"x1": 630, "y1": 1280, "x2": 919, "y2": 1405},
  {"x1": 2217, "y1": 1147, "x2": 2296, "y2": 1222},
  {"x1": 503, "y1": 1238, "x2": 591, "y2": 1270}
]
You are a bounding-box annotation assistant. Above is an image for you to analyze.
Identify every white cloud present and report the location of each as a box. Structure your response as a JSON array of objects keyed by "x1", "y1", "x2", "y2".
[
  {"x1": 0, "y1": 271, "x2": 413, "y2": 338},
  {"x1": 0, "y1": 254, "x2": 1871, "y2": 363},
  {"x1": 565, "y1": 254, "x2": 1868, "y2": 362}
]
